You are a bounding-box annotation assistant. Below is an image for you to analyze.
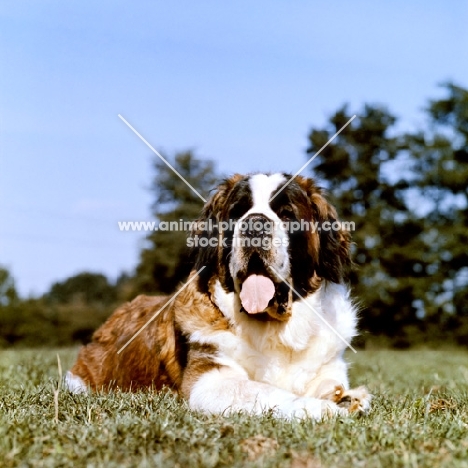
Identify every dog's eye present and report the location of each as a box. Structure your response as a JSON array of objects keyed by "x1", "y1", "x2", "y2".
[
  {"x1": 278, "y1": 205, "x2": 295, "y2": 220},
  {"x1": 229, "y1": 202, "x2": 250, "y2": 220}
]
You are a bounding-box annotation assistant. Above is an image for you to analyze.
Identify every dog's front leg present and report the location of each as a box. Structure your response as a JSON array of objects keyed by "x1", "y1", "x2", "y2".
[
  {"x1": 182, "y1": 364, "x2": 347, "y2": 420},
  {"x1": 305, "y1": 358, "x2": 372, "y2": 415}
]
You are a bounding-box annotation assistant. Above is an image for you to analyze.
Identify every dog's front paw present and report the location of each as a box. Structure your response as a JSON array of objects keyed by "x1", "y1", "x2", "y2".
[
  {"x1": 319, "y1": 399, "x2": 349, "y2": 418},
  {"x1": 281, "y1": 396, "x2": 348, "y2": 420},
  {"x1": 332, "y1": 385, "x2": 372, "y2": 414}
]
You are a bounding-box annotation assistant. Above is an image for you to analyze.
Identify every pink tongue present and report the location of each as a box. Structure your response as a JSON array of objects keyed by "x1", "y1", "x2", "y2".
[{"x1": 240, "y1": 275, "x2": 275, "y2": 314}]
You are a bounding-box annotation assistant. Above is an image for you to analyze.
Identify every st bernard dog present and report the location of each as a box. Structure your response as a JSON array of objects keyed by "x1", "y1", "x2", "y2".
[{"x1": 66, "y1": 173, "x2": 371, "y2": 419}]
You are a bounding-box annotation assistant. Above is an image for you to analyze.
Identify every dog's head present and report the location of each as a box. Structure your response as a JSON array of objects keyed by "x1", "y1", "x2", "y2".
[{"x1": 191, "y1": 173, "x2": 351, "y2": 321}]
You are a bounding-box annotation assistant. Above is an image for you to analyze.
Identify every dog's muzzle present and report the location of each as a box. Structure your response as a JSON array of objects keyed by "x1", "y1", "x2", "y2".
[{"x1": 239, "y1": 213, "x2": 273, "y2": 239}]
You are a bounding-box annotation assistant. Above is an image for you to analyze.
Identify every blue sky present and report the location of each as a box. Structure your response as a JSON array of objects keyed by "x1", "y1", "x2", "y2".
[{"x1": 1, "y1": 1, "x2": 467, "y2": 296}]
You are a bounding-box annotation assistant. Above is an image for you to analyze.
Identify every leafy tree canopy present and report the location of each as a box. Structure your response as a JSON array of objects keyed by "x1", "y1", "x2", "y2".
[
  {"x1": 134, "y1": 151, "x2": 219, "y2": 294},
  {"x1": 306, "y1": 83, "x2": 468, "y2": 346},
  {"x1": 0, "y1": 266, "x2": 18, "y2": 307},
  {"x1": 45, "y1": 272, "x2": 117, "y2": 305}
]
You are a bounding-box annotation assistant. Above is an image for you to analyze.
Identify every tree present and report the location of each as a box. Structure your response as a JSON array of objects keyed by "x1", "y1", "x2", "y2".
[
  {"x1": 0, "y1": 266, "x2": 21, "y2": 346},
  {"x1": 403, "y1": 83, "x2": 468, "y2": 344},
  {"x1": 134, "y1": 151, "x2": 219, "y2": 294},
  {"x1": 306, "y1": 105, "x2": 430, "y2": 345},
  {"x1": 0, "y1": 266, "x2": 19, "y2": 307},
  {"x1": 306, "y1": 85, "x2": 468, "y2": 346},
  {"x1": 46, "y1": 272, "x2": 117, "y2": 305}
]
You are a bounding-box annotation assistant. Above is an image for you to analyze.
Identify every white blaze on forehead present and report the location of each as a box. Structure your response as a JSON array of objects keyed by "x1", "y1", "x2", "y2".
[
  {"x1": 230, "y1": 173, "x2": 291, "y2": 283},
  {"x1": 248, "y1": 173, "x2": 286, "y2": 215}
]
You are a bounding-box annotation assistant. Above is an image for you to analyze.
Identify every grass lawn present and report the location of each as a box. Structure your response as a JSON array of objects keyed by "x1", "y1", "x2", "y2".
[{"x1": 1, "y1": 347, "x2": 467, "y2": 467}]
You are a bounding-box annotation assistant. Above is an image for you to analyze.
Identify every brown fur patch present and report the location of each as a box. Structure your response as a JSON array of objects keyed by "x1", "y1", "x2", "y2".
[
  {"x1": 173, "y1": 273, "x2": 231, "y2": 335},
  {"x1": 70, "y1": 274, "x2": 230, "y2": 394},
  {"x1": 295, "y1": 175, "x2": 351, "y2": 284},
  {"x1": 180, "y1": 343, "x2": 220, "y2": 398},
  {"x1": 70, "y1": 295, "x2": 185, "y2": 391}
]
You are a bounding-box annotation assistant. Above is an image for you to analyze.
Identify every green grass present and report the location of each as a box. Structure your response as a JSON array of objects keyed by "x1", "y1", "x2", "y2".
[{"x1": 1, "y1": 348, "x2": 468, "y2": 467}]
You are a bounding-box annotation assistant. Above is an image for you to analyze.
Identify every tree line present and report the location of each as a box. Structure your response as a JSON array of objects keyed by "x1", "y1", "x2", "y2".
[{"x1": 1, "y1": 83, "x2": 467, "y2": 348}]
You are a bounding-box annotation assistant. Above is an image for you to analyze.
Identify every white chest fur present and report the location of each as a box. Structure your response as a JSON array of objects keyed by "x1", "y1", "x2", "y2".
[{"x1": 194, "y1": 280, "x2": 357, "y2": 397}]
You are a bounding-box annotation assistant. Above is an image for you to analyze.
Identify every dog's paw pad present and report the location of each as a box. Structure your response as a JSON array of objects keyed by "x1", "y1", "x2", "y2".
[
  {"x1": 336, "y1": 386, "x2": 372, "y2": 414},
  {"x1": 329, "y1": 384, "x2": 346, "y2": 403},
  {"x1": 320, "y1": 400, "x2": 348, "y2": 418}
]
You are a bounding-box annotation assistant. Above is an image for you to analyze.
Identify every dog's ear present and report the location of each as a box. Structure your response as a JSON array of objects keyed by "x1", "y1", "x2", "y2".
[
  {"x1": 295, "y1": 176, "x2": 351, "y2": 284},
  {"x1": 310, "y1": 191, "x2": 351, "y2": 283},
  {"x1": 191, "y1": 192, "x2": 222, "y2": 273},
  {"x1": 191, "y1": 175, "x2": 243, "y2": 289}
]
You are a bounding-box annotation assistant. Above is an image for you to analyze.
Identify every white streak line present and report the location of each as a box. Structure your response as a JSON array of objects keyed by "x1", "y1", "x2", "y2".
[
  {"x1": 270, "y1": 115, "x2": 356, "y2": 201},
  {"x1": 118, "y1": 114, "x2": 207, "y2": 203},
  {"x1": 269, "y1": 266, "x2": 357, "y2": 353},
  {"x1": 117, "y1": 267, "x2": 206, "y2": 354}
]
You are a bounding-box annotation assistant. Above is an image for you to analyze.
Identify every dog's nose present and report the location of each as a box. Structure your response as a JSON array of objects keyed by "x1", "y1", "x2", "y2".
[{"x1": 240, "y1": 214, "x2": 272, "y2": 237}]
